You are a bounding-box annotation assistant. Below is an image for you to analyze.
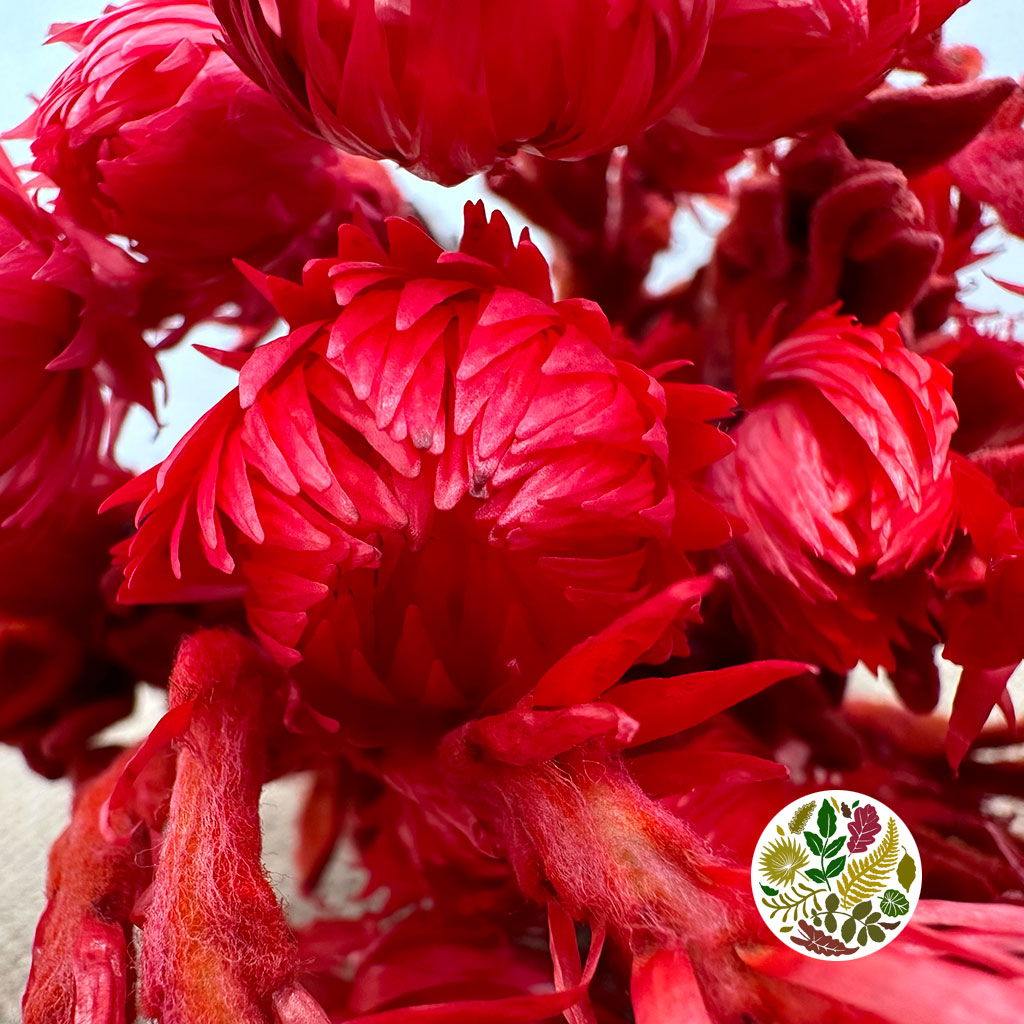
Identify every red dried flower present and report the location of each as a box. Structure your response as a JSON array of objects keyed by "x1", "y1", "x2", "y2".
[
  {"x1": 0, "y1": 151, "x2": 156, "y2": 526},
  {"x1": 12, "y1": 1, "x2": 1024, "y2": 1018},
  {"x1": 708, "y1": 312, "x2": 958, "y2": 673},
  {"x1": 0, "y1": 474, "x2": 245, "y2": 779},
  {"x1": 0, "y1": 498, "x2": 134, "y2": 778},
  {"x1": 17, "y1": 0, "x2": 404, "y2": 341},
  {"x1": 110, "y1": 204, "x2": 734, "y2": 727},
  {"x1": 211, "y1": 0, "x2": 715, "y2": 185},
  {"x1": 662, "y1": 0, "x2": 951, "y2": 153}
]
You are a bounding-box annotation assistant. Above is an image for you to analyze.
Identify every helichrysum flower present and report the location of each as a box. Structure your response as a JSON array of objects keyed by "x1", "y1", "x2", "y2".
[
  {"x1": 665, "y1": 0, "x2": 961, "y2": 152},
  {"x1": 16, "y1": 0, "x2": 405, "y2": 341},
  {"x1": 708, "y1": 312, "x2": 958, "y2": 674},
  {"x1": 0, "y1": 149, "x2": 156, "y2": 527},
  {"x1": 211, "y1": 0, "x2": 715, "y2": 184},
  {"x1": 109, "y1": 203, "x2": 735, "y2": 717}
]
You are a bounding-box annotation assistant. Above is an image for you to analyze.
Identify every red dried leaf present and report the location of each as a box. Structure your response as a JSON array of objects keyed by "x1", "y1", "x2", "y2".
[
  {"x1": 789, "y1": 921, "x2": 859, "y2": 957},
  {"x1": 847, "y1": 803, "x2": 882, "y2": 853}
]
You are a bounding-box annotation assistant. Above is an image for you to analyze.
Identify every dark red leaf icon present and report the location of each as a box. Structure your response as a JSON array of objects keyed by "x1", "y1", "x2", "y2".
[
  {"x1": 847, "y1": 804, "x2": 882, "y2": 853},
  {"x1": 790, "y1": 920, "x2": 860, "y2": 957}
]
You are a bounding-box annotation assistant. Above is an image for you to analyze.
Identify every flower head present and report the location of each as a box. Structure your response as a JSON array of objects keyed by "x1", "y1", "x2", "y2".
[
  {"x1": 211, "y1": 0, "x2": 715, "y2": 185},
  {"x1": 667, "y1": 0, "x2": 961, "y2": 153},
  {"x1": 0, "y1": 150, "x2": 156, "y2": 527},
  {"x1": 708, "y1": 312, "x2": 958, "y2": 673},
  {"x1": 17, "y1": 0, "x2": 404, "y2": 341},
  {"x1": 111, "y1": 204, "x2": 734, "y2": 729}
]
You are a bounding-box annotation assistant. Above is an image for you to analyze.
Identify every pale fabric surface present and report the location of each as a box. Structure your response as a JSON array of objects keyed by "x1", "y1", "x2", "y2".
[{"x1": 0, "y1": 755, "x2": 69, "y2": 1024}]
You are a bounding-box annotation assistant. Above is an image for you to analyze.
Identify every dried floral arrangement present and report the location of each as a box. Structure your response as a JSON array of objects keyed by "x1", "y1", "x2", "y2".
[{"x1": 2, "y1": 1, "x2": 1024, "y2": 1022}]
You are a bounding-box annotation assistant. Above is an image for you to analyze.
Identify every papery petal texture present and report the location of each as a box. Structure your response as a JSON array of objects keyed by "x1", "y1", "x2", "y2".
[
  {"x1": 111, "y1": 204, "x2": 734, "y2": 730},
  {"x1": 17, "y1": 0, "x2": 405, "y2": 341},
  {"x1": 708, "y1": 312, "x2": 958, "y2": 672},
  {"x1": 211, "y1": 0, "x2": 715, "y2": 185},
  {"x1": 666, "y1": 0, "x2": 966, "y2": 152},
  {"x1": 0, "y1": 152, "x2": 156, "y2": 526}
]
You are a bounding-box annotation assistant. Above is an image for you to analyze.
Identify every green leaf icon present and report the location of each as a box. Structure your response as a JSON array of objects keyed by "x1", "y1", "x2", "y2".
[
  {"x1": 852, "y1": 900, "x2": 873, "y2": 920},
  {"x1": 824, "y1": 913, "x2": 837, "y2": 932},
  {"x1": 825, "y1": 855, "x2": 847, "y2": 879},
  {"x1": 805, "y1": 868, "x2": 827, "y2": 884},
  {"x1": 825, "y1": 893, "x2": 839, "y2": 912},
  {"x1": 823, "y1": 836, "x2": 846, "y2": 859},
  {"x1": 804, "y1": 831, "x2": 824, "y2": 856},
  {"x1": 897, "y1": 850, "x2": 917, "y2": 893},
  {"x1": 867, "y1": 925, "x2": 886, "y2": 942},
  {"x1": 857, "y1": 926, "x2": 868, "y2": 946},
  {"x1": 760, "y1": 883, "x2": 779, "y2": 896},
  {"x1": 818, "y1": 800, "x2": 838, "y2": 839},
  {"x1": 841, "y1": 917, "x2": 857, "y2": 943},
  {"x1": 879, "y1": 889, "x2": 911, "y2": 917}
]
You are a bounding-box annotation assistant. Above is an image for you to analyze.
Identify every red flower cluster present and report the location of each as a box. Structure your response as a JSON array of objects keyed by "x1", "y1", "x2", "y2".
[
  {"x1": 3, "y1": 1, "x2": 1024, "y2": 1023},
  {"x1": 15, "y1": 0, "x2": 404, "y2": 342},
  {"x1": 0, "y1": 151, "x2": 155, "y2": 526},
  {"x1": 709, "y1": 312, "x2": 958, "y2": 674},
  {"x1": 212, "y1": 0, "x2": 715, "y2": 184}
]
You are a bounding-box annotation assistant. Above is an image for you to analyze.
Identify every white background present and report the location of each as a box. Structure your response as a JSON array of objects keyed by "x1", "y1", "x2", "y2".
[{"x1": 0, "y1": 2, "x2": 1021, "y2": 1020}]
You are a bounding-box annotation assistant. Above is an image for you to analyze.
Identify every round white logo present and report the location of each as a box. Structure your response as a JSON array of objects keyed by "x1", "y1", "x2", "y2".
[{"x1": 751, "y1": 790, "x2": 921, "y2": 959}]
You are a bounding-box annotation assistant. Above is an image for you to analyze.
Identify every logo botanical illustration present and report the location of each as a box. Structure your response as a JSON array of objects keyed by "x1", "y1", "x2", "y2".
[{"x1": 752, "y1": 790, "x2": 922, "y2": 960}]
